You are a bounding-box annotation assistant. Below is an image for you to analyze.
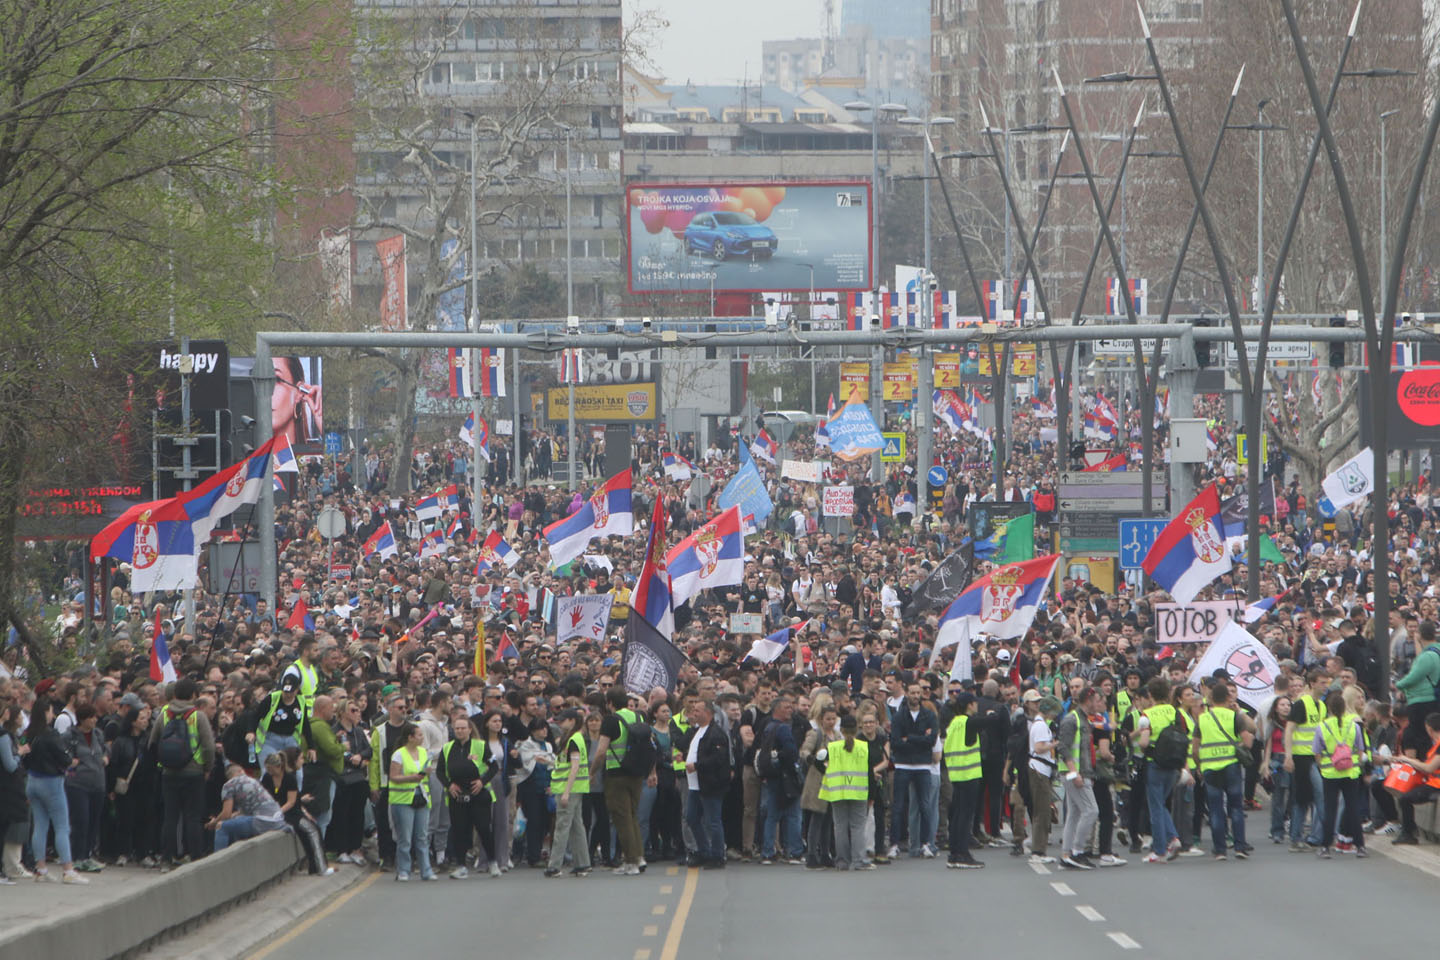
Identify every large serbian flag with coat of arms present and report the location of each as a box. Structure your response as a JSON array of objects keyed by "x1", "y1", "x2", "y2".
[
  {"x1": 543, "y1": 469, "x2": 634, "y2": 568},
  {"x1": 935, "y1": 554, "x2": 1060, "y2": 645},
  {"x1": 1141, "y1": 484, "x2": 1232, "y2": 604}
]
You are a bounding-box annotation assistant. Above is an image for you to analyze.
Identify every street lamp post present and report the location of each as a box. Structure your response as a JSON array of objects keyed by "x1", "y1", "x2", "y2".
[
  {"x1": 1224, "y1": 109, "x2": 1285, "y2": 311},
  {"x1": 466, "y1": 114, "x2": 485, "y2": 498},
  {"x1": 844, "y1": 98, "x2": 907, "y2": 482},
  {"x1": 557, "y1": 121, "x2": 577, "y2": 491},
  {"x1": 1380, "y1": 108, "x2": 1400, "y2": 314},
  {"x1": 898, "y1": 115, "x2": 955, "y2": 271}
]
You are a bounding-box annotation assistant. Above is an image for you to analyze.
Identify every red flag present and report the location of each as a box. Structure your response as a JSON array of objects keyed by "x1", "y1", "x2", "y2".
[{"x1": 286, "y1": 597, "x2": 311, "y2": 631}]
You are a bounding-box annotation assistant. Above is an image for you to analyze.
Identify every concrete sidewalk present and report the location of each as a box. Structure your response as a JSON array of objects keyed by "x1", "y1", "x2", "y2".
[{"x1": 0, "y1": 832, "x2": 305, "y2": 960}]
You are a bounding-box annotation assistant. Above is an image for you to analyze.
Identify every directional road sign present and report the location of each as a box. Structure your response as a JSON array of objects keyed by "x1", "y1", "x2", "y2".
[{"x1": 1118, "y1": 518, "x2": 1168, "y2": 571}]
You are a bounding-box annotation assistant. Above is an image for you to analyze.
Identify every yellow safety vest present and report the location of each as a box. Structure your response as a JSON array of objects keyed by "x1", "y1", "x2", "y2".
[
  {"x1": 1317, "y1": 715, "x2": 1364, "y2": 780},
  {"x1": 818, "y1": 738, "x2": 869, "y2": 802},
  {"x1": 1143, "y1": 703, "x2": 1176, "y2": 758},
  {"x1": 387, "y1": 746, "x2": 431, "y2": 807},
  {"x1": 440, "y1": 738, "x2": 496, "y2": 801},
  {"x1": 290, "y1": 661, "x2": 319, "y2": 712},
  {"x1": 157, "y1": 704, "x2": 204, "y2": 768},
  {"x1": 671, "y1": 717, "x2": 690, "y2": 773},
  {"x1": 1116, "y1": 690, "x2": 1133, "y2": 724},
  {"x1": 552, "y1": 732, "x2": 590, "y2": 796},
  {"x1": 1290, "y1": 694, "x2": 1327, "y2": 757},
  {"x1": 943, "y1": 715, "x2": 982, "y2": 782},
  {"x1": 605, "y1": 708, "x2": 639, "y2": 771},
  {"x1": 1196, "y1": 707, "x2": 1239, "y2": 773}
]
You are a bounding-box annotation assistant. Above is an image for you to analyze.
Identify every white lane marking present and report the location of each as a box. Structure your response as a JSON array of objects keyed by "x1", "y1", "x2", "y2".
[
  {"x1": 1050, "y1": 881, "x2": 1076, "y2": 896},
  {"x1": 1108, "y1": 932, "x2": 1142, "y2": 950},
  {"x1": 1076, "y1": 905, "x2": 1105, "y2": 922},
  {"x1": 1028, "y1": 861, "x2": 1052, "y2": 875}
]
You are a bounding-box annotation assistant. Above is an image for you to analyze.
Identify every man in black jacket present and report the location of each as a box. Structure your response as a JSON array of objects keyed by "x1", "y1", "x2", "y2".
[
  {"x1": 682, "y1": 699, "x2": 732, "y2": 868},
  {"x1": 890, "y1": 680, "x2": 939, "y2": 858}
]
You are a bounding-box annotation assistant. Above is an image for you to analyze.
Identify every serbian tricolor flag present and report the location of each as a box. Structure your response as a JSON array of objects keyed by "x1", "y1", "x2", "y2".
[
  {"x1": 750, "y1": 430, "x2": 777, "y2": 464},
  {"x1": 630, "y1": 497, "x2": 674, "y2": 638},
  {"x1": 845, "y1": 291, "x2": 867, "y2": 330},
  {"x1": 477, "y1": 347, "x2": 505, "y2": 396},
  {"x1": 745, "y1": 620, "x2": 809, "y2": 664},
  {"x1": 666, "y1": 506, "x2": 745, "y2": 609},
  {"x1": 1106, "y1": 277, "x2": 1122, "y2": 316},
  {"x1": 474, "y1": 530, "x2": 519, "y2": 575},
  {"x1": 934, "y1": 389, "x2": 966, "y2": 436},
  {"x1": 1242, "y1": 593, "x2": 1283, "y2": 624},
  {"x1": 882, "y1": 290, "x2": 902, "y2": 329},
  {"x1": 447, "y1": 348, "x2": 473, "y2": 398},
  {"x1": 272, "y1": 432, "x2": 299, "y2": 473},
  {"x1": 362, "y1": 520, "x2": 398, "y2": 562},
  {"x1": 560, "y1": 347, "x2": 583, "y2": 384},
  {"x1": 816, "y1": 394, "x2": 836, "y2": 448},
  {"x1": 1141, "y1": 485, "x2": 1232, "y2": 604},
  {"x1": 981, "y1": 280, "x2": 1002, "y2": 320},
  {"x1": 662, "y1": 451, "x2": 693, "y2": 481},
  {"x1": 150, "y1": 609, "x2": 177, "y2": 683},
  {"x1": 934, "y1": 554, "x2": 1060, "y2": 647},
  {"x1": 932, "y1": 289, "x2": 954, "y2": 329},
  {"x1": 415, "y1": 485, "x2": 457, "y2": 521},
  {"x1": 1030, "y1": 396, "x2": 1056, "y2": 419},
  {"x1": 1083, "y1": 454, "x2": 1128, "y2": 473},
  {"x1": 460, "y1": 413, "x2": 490, "y2": 460},
  {"x1": 543, "y1": 469, "x2": 634, "y2": 568},
  {"x1": 418, "y1": 528, "x2": 446, "y2": 559}
]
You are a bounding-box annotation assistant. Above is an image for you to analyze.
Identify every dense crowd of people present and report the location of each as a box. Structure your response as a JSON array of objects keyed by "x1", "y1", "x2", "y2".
[{"x1": 2, "y1": 384, "x2": 1439, "y2": 895}]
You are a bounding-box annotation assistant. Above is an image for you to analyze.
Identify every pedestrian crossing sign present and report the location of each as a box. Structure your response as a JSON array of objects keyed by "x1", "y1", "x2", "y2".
[{"x1": 881, "y1": 433, "x2": 906, "y2": 462}]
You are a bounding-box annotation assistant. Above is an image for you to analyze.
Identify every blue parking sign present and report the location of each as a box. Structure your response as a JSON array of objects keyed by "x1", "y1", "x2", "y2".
[
  {"x1": 1118, "y1": 518, "x2": 1167, "y2": 571},
  {"x1": 324, "y1": 431, "x2": 342, "y2": 455}
]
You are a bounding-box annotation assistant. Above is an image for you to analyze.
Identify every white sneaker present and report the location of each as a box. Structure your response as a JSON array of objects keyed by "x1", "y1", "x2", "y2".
[
  {"x1": 1027, "y1": 854, "x2": 1055, "y2": 865},
  {"x1": 321, "y1": 867, "x2": 336, "y2": 877},
  {"x1": 1097, "y1": 854, "x2": 1128, "y2": 867},
  {"x1": 1176, "y1": 847, "x2": 1205, "y2": 858},
  {"x1": 450, "y1": 867, "x2": 469, "y2": 879},
  {"x1": 396, "y1": 872, "x2": 410, "y2": 882},
  {"x1": 613, "y1": 865, "x2": 629, "y2": 875},
  {"x1": 887, "y1": 845, "x2": 900, "y2": 859},
  {"x1": 62, "y1": 870, "x2": 89, "y2": 885},
  {"x1": 921, "y1": 844, "x2": 938, "y2": 859},
  {"x1": 489, "y1": 863, "x2": 501, "y2": 878},
  {"x1": 623, "y1": 863, "x2": 642, "y2": 876}
]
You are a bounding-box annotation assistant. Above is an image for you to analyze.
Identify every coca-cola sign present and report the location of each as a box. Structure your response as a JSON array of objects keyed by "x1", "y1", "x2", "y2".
[
  {"x1": 1360, "y1": 366, "x2": 1440, "y2": 448},
  {"x1": 1396, "y1": 364, "x2": 1440, "y2": 425}
]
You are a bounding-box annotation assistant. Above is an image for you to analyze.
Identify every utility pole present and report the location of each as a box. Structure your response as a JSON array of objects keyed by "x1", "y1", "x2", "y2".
[{"x1": 468, "y1": 116, "x2": 485, "y2": 501}]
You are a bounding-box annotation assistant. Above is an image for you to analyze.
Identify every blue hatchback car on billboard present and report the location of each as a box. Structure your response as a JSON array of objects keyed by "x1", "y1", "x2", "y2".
[{"x1": 683, "y1": 211, "x2": 778, "y2": 261}]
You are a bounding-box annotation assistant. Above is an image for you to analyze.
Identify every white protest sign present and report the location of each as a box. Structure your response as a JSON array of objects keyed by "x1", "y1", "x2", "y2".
[
  {"x1": 1187, "y1": 621, "x2": 1282, "y2": 711},
  {"x1": 822, "y1": 486, "x2": 855, "y2": 517},
  {"x1": 556, "y1": 594, "x2": 613, "y2": 644},
  {"x1": 1154, "y1": 600, "x2": 1244, "y2": 645},
  {"x1": 782, "y1": 460, "x2": 824, "y2": 483}
]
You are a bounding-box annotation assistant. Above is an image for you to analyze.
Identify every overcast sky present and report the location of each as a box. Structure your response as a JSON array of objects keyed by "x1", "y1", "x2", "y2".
[{"x1": 640, "y1": 1, "x2": 821, "y2": 86}]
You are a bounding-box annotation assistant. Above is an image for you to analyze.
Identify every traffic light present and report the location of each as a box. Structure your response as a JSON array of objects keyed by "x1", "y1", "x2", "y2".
[
  {"x1": 1328, "y1": 315, "x2": 1345, "y2": 368},
  {"x1": 1194, "y1": 316, "x2": 1213, "y2": 367}
]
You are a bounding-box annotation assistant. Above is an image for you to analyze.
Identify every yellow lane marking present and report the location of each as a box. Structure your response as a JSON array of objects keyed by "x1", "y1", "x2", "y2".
[
  {"x1": 652, "y1": 904, "x2": 667, "y2": 915},
  {"x1": 659, "y1": 884, "x2": 674, "y2": 894},
  {"x1": 643, "y1": 925, "x2": 659, "y2": 937},
  {"x1": 247, "y1": 871, "x2": 380, "y2": 960},
  {"x1": 659, "y1": 867, "x2": 699, "y2": 960}
]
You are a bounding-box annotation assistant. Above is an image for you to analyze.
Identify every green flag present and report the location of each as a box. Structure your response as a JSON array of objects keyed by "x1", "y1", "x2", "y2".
[
  {"x1": 1260, "y1": 535, "x2": 1284, "y2": 564},
  {"x1": 997, "y1": 512, "x2": 1035, "y2": 564}
]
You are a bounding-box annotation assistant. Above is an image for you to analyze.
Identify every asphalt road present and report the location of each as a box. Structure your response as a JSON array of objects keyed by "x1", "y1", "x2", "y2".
[{"x1": 247, "y1": 814, "x2": 1435, "y2": 960}]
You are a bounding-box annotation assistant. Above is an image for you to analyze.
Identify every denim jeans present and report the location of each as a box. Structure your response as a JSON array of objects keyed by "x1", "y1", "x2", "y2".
[
  {"x1": 637, "y1": 781, "x2": 657, "y2": 853},
  {"x1": 214, "y1": 815, "x2": 282, "y2": 851},
  {"x1": 1205, "y1": 763, "x2": 1247, "y2": 854},
  {"x1": 1289, "y1": 757, "x2": 1325, "y2": 845},
  {"x1": 314, "y1": 781, "x2": 337, "y2": 844},
  {"x1": 759, "y1": 779, "x2": 801, "y2": 859},
  {"x1": 686, "y1": 790, "x2": 725, "y2": 861},
  {"x1": 1145, "y1": 763, "x2": 1180, "y2": 854},
  {"x1": 258, "y1": 733, "x2": 299, "y2": 770},
  {"x1": 1267, "y1": 762, "x2": 1292, "y2": 840},
  {"x1": 390, "y1": 802, "x2": 432, "y2": 878},
  {"x1": 27, "y1": 774, "x2": 71, "y2": 865},
  {"x1": 922, "y1": 769, "x2": 941, "y2": 848},
  {"x1": 890, "y1": 768, "x2": 932, "y2": 854}
]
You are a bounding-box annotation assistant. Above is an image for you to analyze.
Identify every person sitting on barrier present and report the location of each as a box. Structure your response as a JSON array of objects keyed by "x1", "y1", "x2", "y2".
[{"x1": 207, "y1": 763, "x2": 287, "y2": 851}]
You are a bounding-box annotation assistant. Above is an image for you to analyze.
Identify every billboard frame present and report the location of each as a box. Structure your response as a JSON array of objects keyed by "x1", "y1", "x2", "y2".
[{"x1": 624, "y1": 180, "x2": 874, "y2": 296}]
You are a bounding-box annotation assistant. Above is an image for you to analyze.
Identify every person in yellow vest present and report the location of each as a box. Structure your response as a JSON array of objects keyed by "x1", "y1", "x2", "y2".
[
  {"x1": 246, "y1": 675, "x2": 307, "y2": 771},
  {"x1": 438, "y1": 713, "x2": 499, "y2": 879},
  {"x1": 1196, "y1": 680, "x2": 1256, "y2": 861},
  {"x1": 1134, "y1": 677, "x2": 1183, "y2": 863},
  {"x1": 282, "y1": 636, "x2": 321, "y2": 714},
  {"x1": 1284, "y1": 668, "x2": 1331, "y2": 851},
  {"x1": 1169, "y1": 685, "x2": 1204, "y2": 858},
  {"x1": 942, "y1": 693, "x2": 984, "y2": 869},
  {"x1": 1056, "y1": 689, "x2": 1098, "y2": 871},
  {"x1": 546, "y1": 709, "x2": 592, "y2": 878},
  {"x1": 818, "y1": 713, "x2": 872, "y2": 871},
  {"x1": 387, "y1": 722, "x2": 435, "y2": 882},
  {"x1": 1313, "y1": 689, "x2": 1368, "y2": 859}
]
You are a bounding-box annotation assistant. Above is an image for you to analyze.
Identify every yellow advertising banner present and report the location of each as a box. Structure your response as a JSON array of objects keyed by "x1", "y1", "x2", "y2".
[
  {"x1": 933, "y1": 353, "x2": 961, "y2": 389},
  {"x1": 882, "y1": 360, "x2": 916, "y2": 401},
  {"x1": 546, "y1": 382, "x2": 658, "y2": 422},
  {"x1": 976, "y1": 343, "x2": 1038, "y2": 377},
  {"x1": 838, "y1": 362, "x2": 870, "y2": 404}
]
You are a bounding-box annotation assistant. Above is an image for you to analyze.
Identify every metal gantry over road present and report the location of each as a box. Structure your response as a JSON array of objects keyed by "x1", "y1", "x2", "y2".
[{"x1": 249, "y1": 321, "x2": 1422, "y2": 610}]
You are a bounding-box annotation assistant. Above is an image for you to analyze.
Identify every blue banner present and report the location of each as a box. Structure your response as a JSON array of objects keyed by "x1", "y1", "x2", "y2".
[
  {"x1": 719, "y1": 443, "x2": 773, "y2": 523},
  {"x1": 826, "y1": 402, "x2": 885, "y2": 461}
]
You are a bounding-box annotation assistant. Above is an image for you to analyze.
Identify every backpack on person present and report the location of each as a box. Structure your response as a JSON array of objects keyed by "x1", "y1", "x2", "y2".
[
  {"x1": 1152, "y1": 720, "x2": 1191, "y2": 771},
  {"x1": 617, "y1": 717, "x2": 659, "y2": 778},
  {"x1": 157, "y1": 708, "x2": 196, "y2": 770}
]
